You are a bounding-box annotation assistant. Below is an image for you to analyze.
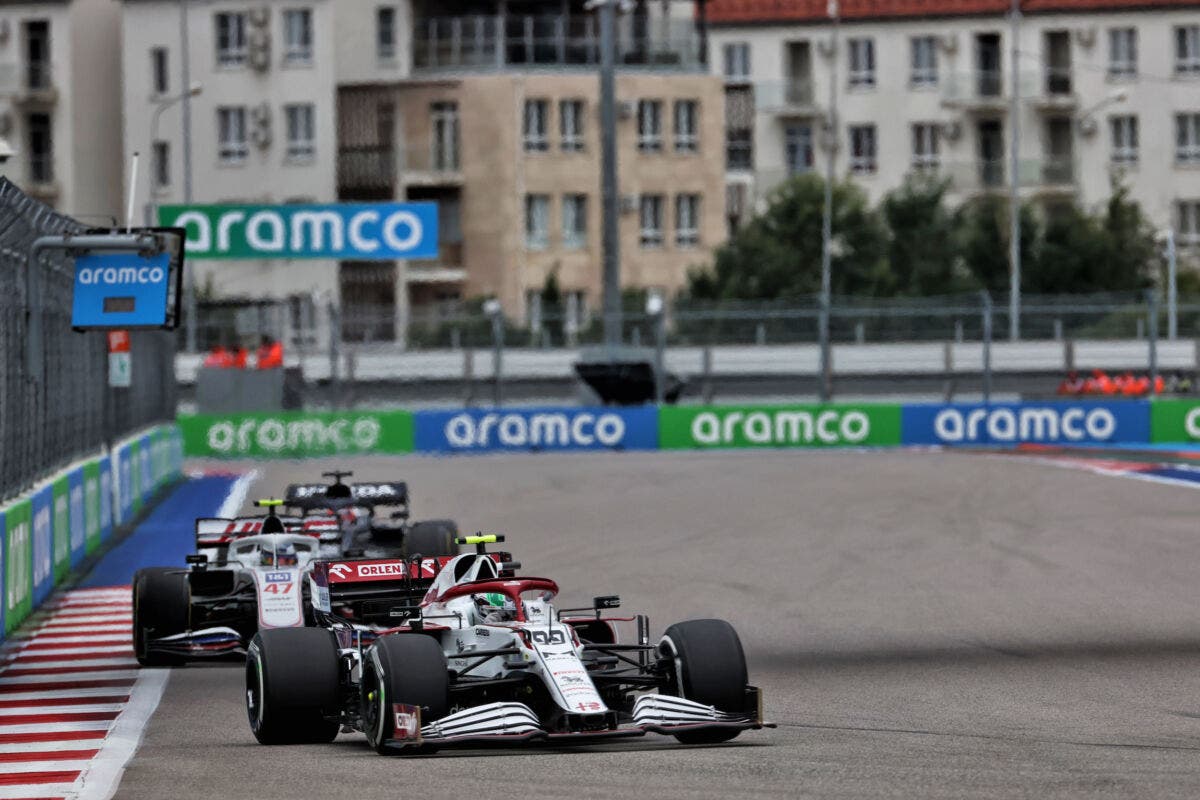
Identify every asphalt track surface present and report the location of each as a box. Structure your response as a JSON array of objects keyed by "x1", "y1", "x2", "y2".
[{"x1": 112, "y1": 451, "x2": 1200, "y2": 799}]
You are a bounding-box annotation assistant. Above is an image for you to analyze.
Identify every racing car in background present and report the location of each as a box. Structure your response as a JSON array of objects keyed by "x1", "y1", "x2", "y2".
[
  {"x1": 245, "y1": 535, "x2": 771, "y2": 751},
  {"x1": 133, "y1": 500, "x2": 323, "y2": 666},
  {"x1": 283, "y1": 471, "x2": 458, "y2": 559}
]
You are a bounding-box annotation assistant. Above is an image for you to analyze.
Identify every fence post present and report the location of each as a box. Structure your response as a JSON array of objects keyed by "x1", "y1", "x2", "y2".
[
  {"x1": 328, "y1": 301, "x2": 340, "y2": 408},
  {"x1": 1166, "y1": 228, "x2": 1178, "y2": 341},
  {"x1": 490, "y1": 310, "x2": 503, "y2": 407},
  {"x1": 1147, "y1": 289, "x2": 1158, "y2": 393},
  {"x1": 463, "y1": 347, "x2": 475, "y2": 406},
  {"x1": 702, "y1": 344, "x2": 713, "y2": 404},
  {"x1": 653, "y1": 307, "x2": 666, "y2": 405},
  {"x1": 981, "y1": 290, "x2": 993, "y2": 404}
]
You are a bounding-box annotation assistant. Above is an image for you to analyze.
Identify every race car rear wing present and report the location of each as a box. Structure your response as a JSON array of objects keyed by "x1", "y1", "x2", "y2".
[
  {"x1": 284, "y1": 481, "x2": 408, "y2": 506},
  {"x1": 195, "y1": 516, "x2": 303, "y2": 549}
]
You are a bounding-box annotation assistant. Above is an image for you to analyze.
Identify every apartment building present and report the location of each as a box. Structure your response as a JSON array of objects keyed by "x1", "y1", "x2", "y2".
[
  {"x1": 120, "y1": 0, "x2": 337, "y2": 306},
  {"x1": 709, "y1": 0, "x2": 1200, "y2": 253},
  {"x1": 0, "y1": 0, "x2": 123, "y2": 220},
  {"x1": 336, "y1": 0, "x2": 727, "y2": 337}
]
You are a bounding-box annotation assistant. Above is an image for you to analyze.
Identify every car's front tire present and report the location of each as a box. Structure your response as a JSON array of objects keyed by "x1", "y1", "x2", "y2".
[
  {"x1": 132, "y1": 567, "x2": 190, "y2": 667},
  {"x1": 362, "y1": 634, "x2": 449, "y2": 754},
  {"x1": 246, "y1": 628, "x2": 340, "y2": 745},
  {"x1": 659, "y1": 618, "x2": 749, "y2": 744}
]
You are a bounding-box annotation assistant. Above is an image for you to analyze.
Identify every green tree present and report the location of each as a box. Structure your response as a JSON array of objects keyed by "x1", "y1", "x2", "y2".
[
  {"x1": 954, "y1": 196, "x2": 1041, "y2": 294},
  {"x1": 881, "y1": 175, "x2": 971, "y2": 296},
  {"x1": 539, "y1": 268, "x2": 564, "y2": 345},
  {"x1": 686, "y1": 173, "x2": 889, "y2": 301}
]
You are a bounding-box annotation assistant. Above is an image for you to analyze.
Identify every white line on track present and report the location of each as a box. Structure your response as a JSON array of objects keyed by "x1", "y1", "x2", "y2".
[
  {"x1": 0, "y1": 704, "x2": 125, "y2": 717},
  {"x1": 0, "y1": 759, "x2": 92, "y2": 773},
  {"x1": 0, "y1": 784, "x2": 81, "y2": 799},
  {"x1": 0, "y1": 721, "x2": 113, "y2": 735},
  {"x1": 0, "y1": 670, "x2": 140, "y2": 685},
  {"x1": 217, "y1": 469, "x2": 258, "y2": 519},
  {"x1": 4, "y1": 660, "x2": 138, "y2": 672},
  {"x1": 0, "y1": 740, "x2": 104, "y2": 754},
  {"x1": 74, "y1": 667, "x2": 170, "y2": 800}
]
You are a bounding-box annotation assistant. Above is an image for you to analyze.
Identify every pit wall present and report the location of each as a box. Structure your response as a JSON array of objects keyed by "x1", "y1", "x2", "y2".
[
  {"x1": 0, "y1": 424, "x2": 184, "y2": 635},
  {"x1": 176, "y1": 401, "x2": 1200, "y2": 459}
]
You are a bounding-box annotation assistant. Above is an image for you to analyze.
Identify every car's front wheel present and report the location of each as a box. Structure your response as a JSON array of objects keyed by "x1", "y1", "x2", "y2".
[
  {"x1": 246, "y1": 628, "x2": 340, "y2": 745},
  {"x1": 659, "y1": 618, "x2": 749, "y2": 744},
  {"x1": 362, "y1": 634, "x2": 449, "y2": 754},
  {"x1": 132, "y1": 567, "x2": 190, "y2": 667}
]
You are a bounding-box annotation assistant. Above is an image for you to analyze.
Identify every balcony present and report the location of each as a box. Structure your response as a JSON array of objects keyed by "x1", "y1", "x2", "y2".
[
  {"x1": 337, "y1": 145, "x2": 462, "y2": 199},
  {"x1": 412, "y1": 14, "x2": 703, "y2": 74},
  {"x1": 1031, "y1": 68, "x2": 1077, "y2": 111},
  {"x1": 755, "y1": 80, "x2": 820, "y2": 117},
  {"x1": 13, "y1": 62, "x2": 57, "y2": 107},
  {"x1": 941, "y1": 70, "x2": 1036, "y2": 112},
  {"x1": 407, "y1": 240, "x2": 465, "y2": 283},
  {"x1": 943, "y1": 158, "x2": 1076, "y2": 196},
  {"x1": 25, "y1": 154, "x2": 59, "y2": 203}
]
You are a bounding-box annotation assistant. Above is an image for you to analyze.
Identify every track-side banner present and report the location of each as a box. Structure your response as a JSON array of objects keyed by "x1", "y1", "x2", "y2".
[
  {"x1": 179, "y1": 411, "x2": 414, "y2": 458},
  {"x1": 659, "y1": 404, "x2": 902, "y2": 449},
  {"x1": 901, "y1": 401, "x2": 1150, "y2": 445},
  {"x1": 1149, "y1": 400, "x2": 1200, "y2": 443},
  {"x1": 3, "y1": 500, "x2": 30, "y2": 635},
  {"x1": 414, "y1": 406, "x2": 659, "y2": 453}
]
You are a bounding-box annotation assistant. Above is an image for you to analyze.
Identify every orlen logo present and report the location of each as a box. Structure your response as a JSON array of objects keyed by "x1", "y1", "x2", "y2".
[
  {"x1": 356, "y1": 562, "x2": 406, "y2": 578},
  {"x1": 445, "y1": 412, "x2": 625, "y2": 448},
  {"x1": 691, "y1": 409, "x2": 871, "y2": 445},
  {"x1": 933, "y1": 406, "x2": 1116, "y2": 443},
  {"x1": 77, "y1": 265, "x2": 166, "y2": 285}
]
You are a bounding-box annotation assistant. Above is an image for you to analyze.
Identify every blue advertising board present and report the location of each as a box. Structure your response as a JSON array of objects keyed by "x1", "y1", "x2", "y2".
[
  {"x1": 139, "y1": 435, "x2": 153, "y2": 500},
  {"x1": 901, "y1": 401, "x2": 1151, "y2": 446},
  {"x1": 72, "y1": 251, "x2": 172, "y2": 328},
  {"x1": 116, "y1": 445, "x2": 133, "y2": 524},
  {"x1": 99, "y1": 455, "x2": 113, "y2": 540},
  {"x1": 415, "y1": 406, "x2": 659, "y2": 454},
  {"x1": 30, "y1": 486, "x2": 53, "y2": 606},
  {"x1": 68, "y1": 468, "x2": 86, "y2": 567}
]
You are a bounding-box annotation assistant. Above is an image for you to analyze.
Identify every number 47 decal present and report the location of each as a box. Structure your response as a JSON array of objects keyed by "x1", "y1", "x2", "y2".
[{"x1": 262, "y1": 582, "x2": 293, "y2": 594}]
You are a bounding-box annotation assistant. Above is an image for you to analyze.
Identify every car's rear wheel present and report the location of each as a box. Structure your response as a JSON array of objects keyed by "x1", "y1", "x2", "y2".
[
  {"x1": 403, "y1": 520, "x2": 459, "y2": 558},
  {"x1": 246, "y1": 628, "x2": 340, "y2": 745},
  {"x1": 659, "y1": 618, "x2": 748, "y2": 744},
  {"x1": 362, "y1": 634, "x2": 449, "y2": 754},
  {"x1": 132, "y1": 567, "x2": 190, "y2": 667}
]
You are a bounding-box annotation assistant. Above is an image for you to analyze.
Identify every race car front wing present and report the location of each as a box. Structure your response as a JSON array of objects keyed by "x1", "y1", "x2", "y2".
[{"x1": 145, "y1": 626, "x2": 245, "y2": 657}]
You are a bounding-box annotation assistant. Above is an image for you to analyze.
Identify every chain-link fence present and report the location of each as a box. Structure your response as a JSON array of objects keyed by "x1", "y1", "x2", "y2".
[{"x1": 0, "y1": 178, "x2": 176, "y2": 502}]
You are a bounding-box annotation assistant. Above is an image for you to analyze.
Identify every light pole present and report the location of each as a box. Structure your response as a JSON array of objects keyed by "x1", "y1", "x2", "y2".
[
  {"x1": 180, "y1": 0, "x2": 197, "y2": 352},
  {"x1": 1007, "y1": 0, "x2": 1021, "y2": 341},
  {"x1": 819, "y1": 0, "x2": 839, "y2": 402},
  {"x1": 149, "y1": 82, "x2": 203, "y2": 178}
]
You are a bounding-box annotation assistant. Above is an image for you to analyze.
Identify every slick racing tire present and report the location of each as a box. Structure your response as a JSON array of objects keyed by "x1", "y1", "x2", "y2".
[
  {"x1": 659, "y1": 619, "x2": 748, "y2": 745},
  {"x1": 403, "y1": 520, "x2": 459, "y2": 558},
  {"x1": 132, "y1": 568, "x2": 190, "y2": 667},
  {"x1": 362, "y1": 634, "x2": 449, "y2": 755},
  {"x1": 246, "y1": 628, "x2": 340, "y2": 745}
]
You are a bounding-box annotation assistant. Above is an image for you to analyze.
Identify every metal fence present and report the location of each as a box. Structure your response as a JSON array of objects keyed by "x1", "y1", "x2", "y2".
[{"x1": 0, "y1": 178, "x2": 177, "y2": 502}]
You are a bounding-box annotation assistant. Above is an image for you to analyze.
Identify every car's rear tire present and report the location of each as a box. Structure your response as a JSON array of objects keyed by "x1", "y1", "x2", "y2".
[
  {"x1": 246, "y1": 628, "x2": 340, "y2": 745},
  {"x1": 659, "y1": 618, "x2": 748, "y2": 744},
  {"x1": 403, "y1": 520, "x2": 459, "y2": 558},
  {"x1": 362, "y1": 634, "x2": 448, "y2": 754},
  {"x1": 132, "y1": 567, "x2": 190, "y2": 667}
]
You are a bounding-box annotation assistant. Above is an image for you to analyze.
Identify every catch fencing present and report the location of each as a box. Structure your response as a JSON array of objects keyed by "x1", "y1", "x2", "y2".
[{"x1": 0, "y1": 178, "x2": 177, "y2": 502}]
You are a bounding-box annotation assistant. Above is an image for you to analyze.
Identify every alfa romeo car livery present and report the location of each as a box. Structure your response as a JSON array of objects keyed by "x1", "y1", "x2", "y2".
[{"x1": 245, "y1": 535, "x2": 772, "y2": 751}]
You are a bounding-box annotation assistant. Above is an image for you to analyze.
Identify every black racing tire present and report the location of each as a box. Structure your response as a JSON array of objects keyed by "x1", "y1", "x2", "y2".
[
  {"x1": 362, "y1": 634, "x2": 449, "y2": 755},
  {"x1": 132, "y1": 567, "x2": 190, "y2": 667},
  {"x1": 403, "y1": 520, "x2": 459, "y2": 558},
  {"x1": 659, "y1": 619, "x2": 748, "y2": 744},
  {"x1": 246, "y1": 628, "x2": 340, "y2": 745}
]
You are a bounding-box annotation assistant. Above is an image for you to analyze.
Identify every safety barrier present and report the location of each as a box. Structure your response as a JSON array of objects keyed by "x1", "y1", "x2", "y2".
[
  {"x1": 0, "y1": 423, "x2": 184, "y2": 635},
  {"x1": 175, "y1": 400, "x2": 1200, "y2": 459}
]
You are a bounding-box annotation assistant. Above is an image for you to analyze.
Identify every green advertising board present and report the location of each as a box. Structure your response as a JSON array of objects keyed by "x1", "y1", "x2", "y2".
[
  {"x1": 129, "y1": 440, "x2": 143, "y2": 513},
  {"x1": 52, "y1": 477, "x2": 70, "y2": 582},
  {"x1": 179, "y1": 411, "x2": 415, "y2": 458},
  {"x1": 83, "y1": 460, "x2": 101, "y2": 555},
  {"x1": 1150, "y1": 400, "x2": 1200, "y2": 443},
  {"x1": 5, "y1": 499, "x2": 31, "y2": 634},
  {"x1": 659, "y1": 403, "x2": 903, "y2": 449}
]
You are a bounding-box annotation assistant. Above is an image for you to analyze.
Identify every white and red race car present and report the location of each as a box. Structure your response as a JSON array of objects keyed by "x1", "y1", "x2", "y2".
[{"x1": 245, "y1": 535, "x2": 772, "y2": 751}]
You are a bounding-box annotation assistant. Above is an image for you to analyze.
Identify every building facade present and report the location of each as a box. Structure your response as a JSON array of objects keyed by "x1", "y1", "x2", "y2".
[
  {"x1": 0, "y1": 0, "x2": 123, "y2": 221},
  {"x1": 708, "y1": 0, "x2": 1200, "y2": 253}
]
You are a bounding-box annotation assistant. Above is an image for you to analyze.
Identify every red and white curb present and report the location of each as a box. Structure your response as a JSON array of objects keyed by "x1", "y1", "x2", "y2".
[{"x1": 0, "y1": 586, "x2": 167, "y2": 800}]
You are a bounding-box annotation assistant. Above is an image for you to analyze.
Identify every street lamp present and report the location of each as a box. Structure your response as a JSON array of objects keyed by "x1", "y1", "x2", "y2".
[
  {"x1": 645, "y1": 291, "x2": 665, "y2": 404},
  {"x1": 484, "y1": 298, "x2": 504, "y2": 406},
  {"x1": 1077, "y1": 87, "x2": 1128, "y2": 132},
  {"x1": 149, "y1": 81, "x2": 203, "y2": 198},
  {"x1": 818, "y1": 0, "x2": 840, "y2": 402}
]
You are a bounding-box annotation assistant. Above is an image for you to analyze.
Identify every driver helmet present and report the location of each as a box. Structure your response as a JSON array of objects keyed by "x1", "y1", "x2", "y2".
[
  {"x1": 474, "y1": 592, "x2": 517, "y2": 623},
  {"x1": 261, "y1": 542, "x2": 298, "y2": 567}
]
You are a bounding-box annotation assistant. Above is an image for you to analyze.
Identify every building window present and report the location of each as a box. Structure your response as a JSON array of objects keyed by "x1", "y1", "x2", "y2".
[
  {"x1": 727, "y1": 130, "x2": 752, "y2": 170},
  {"x1": 562, "y1": 194, "x2": 587, "y2": 249},
  {"x1": 27, "y1": 112, "x2": 52, "y2": 183},
  {"x1": 784, "y1": 123, "x2": 813, "y2": 175},
  {"x1": 1110, "y1": 115, "x2": 1138, "y2": 164},
  {"x1": 675, "y1": 194, "x2": 699, "y2": 248},
  {"x1": 432, "y1": 101, "x2": 459, "y2": 170},
  {"x1": 1179, "y1": 200, "x2": 1200, "y2": 244},
  {"x1": 560, "y1": 99, "x2": 584, "y2": 152},
  {"x1": 1176, "y1": 113, "x2": 1200, "y2": 163},
  {"x1": 723, "y1": 42, "x2": 749, "y2": 81},
  {"x1": 377, "y1": 7, "x2": 396, "y2": 61},
  {"x1": 674, "y1": 100, "x2": 698, "y2": 152},
  {"x1": 523, "y1": 99, "x2": 549, "y2": 151},
  {"x1": 285, "y1": 103, "x2": 315, "y2": 160},
  {"x1": 1108, "y1": 28, "x2": 1137, "y2": 79},
  {"x1": 153, "y1": 140, "x2": 170, "y2": 187},
  {"x1": 849, "y1": 124, "x2": 877, "y2": 174},
  {"x1": 848, "y1": 38, "x2": 875, "y2": 88},
  {"x1": 910, "y1": 36, "x2": 938, "y2": 87},
  {"x1": 215, "y1": 12, "x2": 247, "y2": 67},
  {"x1": 151, "y1": 48, "x2": 169, "y2": 95},
  {"x1": 639, "y1": 194, "x2": 663, "y2": 248},
  {"x1": 1177, "y1": 26, "x2": 1200, "y2": 75},
  {"x1": 283, "y1": 9, "x2": 313, "y2": 65},
  {"x1": 637, "y1": 100, "x2": 662, "y2": 152},
  {"x1": 217, "y1": 106, "x2": 248, "y2": 163},
  {"x1": 912, "y1": 123, "x2": 940, "y2": 170},
  {"x1": 525, "y1": 194, "x2": 549, "y2": 250}
]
